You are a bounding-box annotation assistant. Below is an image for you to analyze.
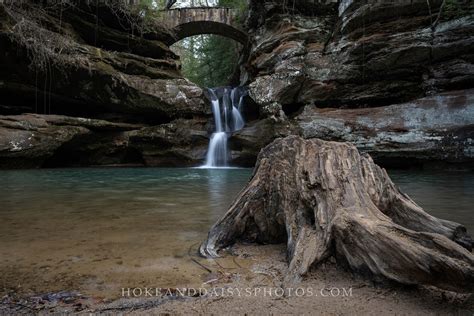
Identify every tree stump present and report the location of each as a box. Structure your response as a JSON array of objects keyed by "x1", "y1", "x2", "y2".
[{"x1": 200, "y1": 136, "x2": 474, "y2": 293}]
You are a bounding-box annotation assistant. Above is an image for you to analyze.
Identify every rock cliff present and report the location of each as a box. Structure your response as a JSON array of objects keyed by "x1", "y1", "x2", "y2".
[
  {"x1": 0, "y1": 0, "x2": 473, "y2": 169},
  {"x1": 0, "y1": 3, "x2": 208, "y2": 120},
  {"x1": 0, "y1": 2, "x2": 210, "y2": 168},
  {"x1": 232, "y1": 0, "x2": 474, "y2": 168}
]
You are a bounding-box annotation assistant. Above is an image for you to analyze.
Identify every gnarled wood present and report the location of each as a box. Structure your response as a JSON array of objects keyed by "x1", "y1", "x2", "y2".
[{"x1": 200, "y1": 136, "x2": 474, "y2": 293}]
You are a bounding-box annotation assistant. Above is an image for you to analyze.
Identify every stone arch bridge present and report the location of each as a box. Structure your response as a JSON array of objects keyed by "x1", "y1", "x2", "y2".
[{"x1": 160, "y1": 7, "x2": 248, "y2": 45}]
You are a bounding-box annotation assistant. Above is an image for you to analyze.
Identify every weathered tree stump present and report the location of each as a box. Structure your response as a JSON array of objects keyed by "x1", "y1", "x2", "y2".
[{"x1": 200, "y1": 136, "x2": 474, "y2": 292}]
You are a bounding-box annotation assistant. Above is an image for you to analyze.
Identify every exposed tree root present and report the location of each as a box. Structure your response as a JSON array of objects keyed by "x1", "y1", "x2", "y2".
[{"x1": 200, "y1": 136, "x2": 474, "y2": 293}]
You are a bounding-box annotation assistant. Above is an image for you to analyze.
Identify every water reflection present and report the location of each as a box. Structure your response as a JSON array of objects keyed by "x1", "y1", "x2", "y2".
[
  {"x1": 205, "y1": 168, "x2": 251, "y2": 220},
  {"x1": 388, "y1": 169, "x2": 474, "y2": 232}
]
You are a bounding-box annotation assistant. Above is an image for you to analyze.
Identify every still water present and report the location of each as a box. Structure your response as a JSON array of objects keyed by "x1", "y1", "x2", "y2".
[{"x1": 0, "y1": 168, "x2": 472, "y2": 298}]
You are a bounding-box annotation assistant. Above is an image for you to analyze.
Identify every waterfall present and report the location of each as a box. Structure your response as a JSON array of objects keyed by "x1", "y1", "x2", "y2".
[{"x1": 202, "y1": 87, "x2": 246, "y2": 168}]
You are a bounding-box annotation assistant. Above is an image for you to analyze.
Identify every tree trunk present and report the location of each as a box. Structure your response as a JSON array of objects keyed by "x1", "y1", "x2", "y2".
[{"x1": 200, "y1": 136, "x2": 474, "y2": 293}]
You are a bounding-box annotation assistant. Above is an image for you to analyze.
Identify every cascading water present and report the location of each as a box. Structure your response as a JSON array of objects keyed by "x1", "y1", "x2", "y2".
[{"x1": 202, "y1": 87, "x2": 246, "y2": 168}]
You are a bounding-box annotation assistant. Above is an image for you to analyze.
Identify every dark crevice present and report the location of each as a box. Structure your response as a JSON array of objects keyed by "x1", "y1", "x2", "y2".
[
  {"x1": 122, "y1": 147, "x2": 146, "y2": 165},
  {"x1": 241, "y1": 94, "x2": 260, "y2": 122},
  {"x1": 42, "y1": 132, "x2": 145, "y2": 168},
  {"x1": 282, "y1": 102, "x2": 305, "y2": 117}
]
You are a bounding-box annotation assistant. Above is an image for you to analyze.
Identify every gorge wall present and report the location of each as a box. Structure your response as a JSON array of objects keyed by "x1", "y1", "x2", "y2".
[
  {"x1": 231, "y1": 0, "x2": 474, "y2": 168},
  {"x1": 0, "y1": 0, "x2": 473, "y2": 169},
  {"x1": 0, "y1": 2, "x2": 211, "y2": 168}
]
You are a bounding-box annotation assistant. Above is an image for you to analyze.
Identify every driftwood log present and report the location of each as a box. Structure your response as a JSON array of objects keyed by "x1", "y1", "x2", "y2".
[{"x1": 200, "y1": 136, "x2": 474, "y2": 292}]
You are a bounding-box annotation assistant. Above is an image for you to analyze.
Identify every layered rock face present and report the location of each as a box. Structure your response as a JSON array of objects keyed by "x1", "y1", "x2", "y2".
[
  {"x1": 0, "y1": 114, "x2": 142, "y2": 168},
  {"x1": 0, "y1": 2, "x2": 210, "y2": 168},
  {"x1": 0, "y1": 114, "x2": 210, "y2": 168},
  {"x1": 233, "y1": 0, "x2": 474, "y2": 168},
  {"x1": 1, "y1": 1, "x2": 473, "y2": 169},
  {"x1": 298, "y1": 89, "x2": 474, "y2": 167},
  {"x1": 0, "y1": 3, "x2": 207, "y2": 120}
]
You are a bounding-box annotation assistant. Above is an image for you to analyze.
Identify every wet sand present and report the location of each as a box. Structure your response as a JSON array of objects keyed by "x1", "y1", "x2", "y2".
[
  {"x1": 101, "y1": 244, "x2": 474, "y2": 315},
  {"x1": 4, "y1": 243, "x2": 471, "y2": 314}
]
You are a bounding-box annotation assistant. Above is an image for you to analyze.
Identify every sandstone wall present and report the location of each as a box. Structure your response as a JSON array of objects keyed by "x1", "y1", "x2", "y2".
[{"x1": 232, "y1": 0, "x2": 474, "y2": 168}]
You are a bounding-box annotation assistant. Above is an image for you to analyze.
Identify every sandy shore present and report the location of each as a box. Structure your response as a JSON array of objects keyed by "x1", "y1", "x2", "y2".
[
  {"x1": 128, "y1": 244, "x2": 474, "y2": 315},
  {"x1": 3, "y1": 243, "x2": 472, "y2": 315}
]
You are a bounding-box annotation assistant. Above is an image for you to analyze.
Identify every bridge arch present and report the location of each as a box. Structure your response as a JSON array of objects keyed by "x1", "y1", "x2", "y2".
[{"x1": 161, "y1": 7, "x2": 248, "y2": 45}]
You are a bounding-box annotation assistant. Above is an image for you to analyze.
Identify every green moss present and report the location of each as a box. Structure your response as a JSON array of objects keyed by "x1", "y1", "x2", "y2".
[
  {"x1": 441, "y1": 0, "x2": 473, "y2": 20},
  {"x1": 223, "y1": 0, "x2": 248, "y2": 26}
]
